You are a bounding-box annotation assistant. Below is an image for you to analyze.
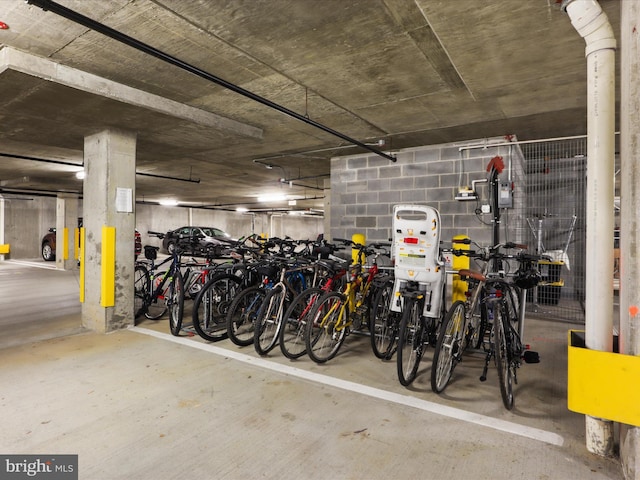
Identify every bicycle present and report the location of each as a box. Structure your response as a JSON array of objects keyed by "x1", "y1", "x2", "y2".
[
  {"x1": 369, "y1": 270, "x2": 401, "y2": 359},
  {"x1": 253, "y1": 257, "x2": 311, "y2": 355},
  {"x1": 430, "y1": 240, "x2": 544, "y2": 409},
  {"x1": 390, "y1": 204, "x2": 446, "y2": 386},
  {"x1": 190, "y1": 235, "x2": 263, "y2": 342},
  {"x1": 430, "y1": 239, "x2": 494, "y2": 394},
  {"x1": 482, "y1": 247, "x2": 543, "y2": 409},
  {"x1": 134, "y1": 234, "x2": 184, "y2": 336},
  {"x1": 304, "y1": 240, "x2": 387, "y2": 364},
  {"x1": 225, "y1": 248, "x2": 284, "y2": 346},
  {"x1": 278, "y1": 255, "x2": 348, "y2": 360}
]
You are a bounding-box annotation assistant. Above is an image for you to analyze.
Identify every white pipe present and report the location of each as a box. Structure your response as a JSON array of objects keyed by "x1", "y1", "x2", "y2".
[
  {"x1": 458, "y1": 132, "x2": 624, "y2": 153},
  {"x1": 562, "y1": 0, "x2": 616, "y2": 457}
]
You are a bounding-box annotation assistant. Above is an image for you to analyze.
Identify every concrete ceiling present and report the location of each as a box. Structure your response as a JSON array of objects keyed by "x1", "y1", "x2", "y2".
[{"x1": 0, "y1": 0, "x2": 621, "y2": 213}]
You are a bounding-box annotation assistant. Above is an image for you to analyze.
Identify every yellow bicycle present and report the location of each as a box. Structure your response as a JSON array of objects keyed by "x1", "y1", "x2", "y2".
[{"x1": 305, "y1": 240, "x2": 385, "y2": 363}]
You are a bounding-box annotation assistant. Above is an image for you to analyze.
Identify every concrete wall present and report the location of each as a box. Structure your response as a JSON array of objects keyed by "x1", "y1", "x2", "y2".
[
  {"x1": 136, "y1": 205, "x2": 323, "y2": 250},
  {"x1": 1, "y1": 198, "x2": 324, "y2": 259},
  {"x1": 330, "y1": 137, "x2": 526, "y2": 247},
  {"x1": 1, "y1": 195, "x2": 56, "y2": 259}
]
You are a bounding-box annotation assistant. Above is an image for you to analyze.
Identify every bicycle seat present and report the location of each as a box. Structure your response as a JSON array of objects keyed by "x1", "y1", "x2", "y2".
[{"x1": 458, "y1": 268, "x2": 486, "y2": 282}]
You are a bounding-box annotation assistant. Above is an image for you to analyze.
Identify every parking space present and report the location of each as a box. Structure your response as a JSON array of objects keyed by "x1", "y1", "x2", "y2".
[{"x1": 0, "y1": 262, "x2": 623, "y2": 479}]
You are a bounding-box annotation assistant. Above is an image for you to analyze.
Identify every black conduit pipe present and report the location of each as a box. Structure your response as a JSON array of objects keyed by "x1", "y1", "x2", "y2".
[
  {"x1": 0, "y1": 153, "x2": 200, "y2": 184},
  {"x1": 27, "y1": 0, "x2": 396, "y2": 163}
]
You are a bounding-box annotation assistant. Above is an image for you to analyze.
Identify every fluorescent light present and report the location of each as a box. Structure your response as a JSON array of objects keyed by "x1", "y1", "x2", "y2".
[
  {"x1": 236, "y1": 207, "x2": 249, "y2": 212},
  {"x1": 159, "y1": 199, "x2": 178, "y2": 206},
  {"x1": 257, "y1": 193, "x2": 286, "y2": 203}
]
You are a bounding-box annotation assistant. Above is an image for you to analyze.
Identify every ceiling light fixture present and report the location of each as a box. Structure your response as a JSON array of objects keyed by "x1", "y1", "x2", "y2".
[
  {"x1": 253, "y1": 159, "x2": 276, "y2": 170},
  {"x1": 236, "y1": 207, "x2": 249, "y2": 212},
  {"x1": 75, "y1": 170, "x2": 85, "y2": 180},
  {"x1": 159, "y1": 199, "x2": 178, "y2": 206}
]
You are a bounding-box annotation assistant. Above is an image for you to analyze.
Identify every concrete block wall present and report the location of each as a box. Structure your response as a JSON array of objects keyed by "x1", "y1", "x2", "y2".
[{"x1": 330, "y1": 137, "x2": 527, "y2": 248}]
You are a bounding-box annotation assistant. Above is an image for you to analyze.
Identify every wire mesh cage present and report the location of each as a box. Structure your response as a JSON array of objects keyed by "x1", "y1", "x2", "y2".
[{"x1": 515, "y1": 136, "x2": 619, "y2": 323}]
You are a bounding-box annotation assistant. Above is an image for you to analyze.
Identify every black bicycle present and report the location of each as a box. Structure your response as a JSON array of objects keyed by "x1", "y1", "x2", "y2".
[{"x1": 134, "y1": 233, "x2": 184, "y2": 336}]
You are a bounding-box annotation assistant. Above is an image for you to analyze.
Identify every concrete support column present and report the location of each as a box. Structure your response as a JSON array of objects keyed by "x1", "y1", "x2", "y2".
[
  {"x1": 82, "y1": 129, "x2": 137, "y2": 333},
  {"x1": 323, "y1": 177, "x2": 331, "y2": 240},
  {"x1": 55, "y1": 194, "x2": 79, "y2": 270},
  {"x1": 619, "y1": 1, "x2": 640, "y2": 477}
]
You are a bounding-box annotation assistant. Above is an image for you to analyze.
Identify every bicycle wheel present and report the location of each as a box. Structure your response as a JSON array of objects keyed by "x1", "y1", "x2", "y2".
[
  {"x1": 227, "y1": 285, "x2": 266, "y2": 346},
  {"x1": 279, "y1": 287, "x2": 322, "y2": 359},
  {"x1": 145, "y1": 271, "x2": 169, "y2": 320},
  {"x1": 168, "y1": 270, "x2": 184, "y2": 336},
  {"x1": 396, "y1": 297, "x2": 426, "y2": 386},
  {"x1": 254, "y1": 285, "x2": 286, "y2": 356},
  {"x1": 192, "y1": 273, "x2": 242, "y2": 342},
  {"x1": 305, "y1": 291, "x2": 347, "y2": 364},
  {"x1": 134, "y1": 264, "x2": 150, "y2": 319},
  {"x1": 493, "y1": 301, "x2": 515, "y2": 410},
  {"x1": 370, "y1": 280, "x2": 399, "y2": 359},
  {"x1": 431, "y1": 300, "x2": 466, "y2": 393}
]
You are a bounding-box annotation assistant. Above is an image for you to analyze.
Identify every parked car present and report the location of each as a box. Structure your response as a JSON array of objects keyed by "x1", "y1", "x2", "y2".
[
  {"x1": 161, "y1": 226, "x2": 233, "y2": 256},
  {"x1": 41, "y1": 228, "x2": 142, "y2": 261}
]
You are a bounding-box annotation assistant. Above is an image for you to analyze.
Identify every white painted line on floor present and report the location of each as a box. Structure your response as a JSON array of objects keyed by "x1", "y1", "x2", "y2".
[
  {"x1": 131, "y1": 326, "x2": 565, "y2": 447},
  {"x1": 5, "y1": 260, "x2": 60, "y2": 270}
]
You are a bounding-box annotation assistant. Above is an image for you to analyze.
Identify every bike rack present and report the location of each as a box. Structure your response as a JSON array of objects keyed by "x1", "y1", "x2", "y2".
[{"x1": 568, "y1": 330, "x2": 640, "y2": 427}]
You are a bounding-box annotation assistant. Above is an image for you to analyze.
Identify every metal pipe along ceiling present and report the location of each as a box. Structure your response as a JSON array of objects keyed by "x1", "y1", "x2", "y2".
[{"x1": 26, "y1": 0, "x2": 396, "y2": 163}]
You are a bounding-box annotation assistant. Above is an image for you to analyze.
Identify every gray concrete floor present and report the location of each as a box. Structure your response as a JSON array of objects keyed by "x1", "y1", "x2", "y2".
[{"x1": 0, "y1": 260, "x2": 623, "y2": 479}]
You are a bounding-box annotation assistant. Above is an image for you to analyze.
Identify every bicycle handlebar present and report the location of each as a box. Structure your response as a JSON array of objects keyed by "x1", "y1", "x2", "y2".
[{"x1": 451, "y1": 243, "x2": 548, "y2": 264}]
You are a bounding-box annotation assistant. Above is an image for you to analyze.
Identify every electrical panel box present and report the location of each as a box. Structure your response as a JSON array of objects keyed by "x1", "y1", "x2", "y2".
[{"x1": 498, "y1": 181, "x2": 513, "y2": 208}]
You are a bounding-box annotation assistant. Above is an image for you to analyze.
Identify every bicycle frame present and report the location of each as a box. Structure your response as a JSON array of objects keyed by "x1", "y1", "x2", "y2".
[{"x1": 319, "y1": 262, "x2": 378, "y2": 333}]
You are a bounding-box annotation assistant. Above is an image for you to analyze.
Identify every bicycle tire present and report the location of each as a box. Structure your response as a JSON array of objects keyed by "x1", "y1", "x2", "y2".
[
  {"x1": 431, "y1": 300, "x2": 466, "y2": 393},
  {"x1": 369, "y1": 280, "x2": 398, "y2": 359},
  {"x1": 169, "y1": 270, "x2": 184, "y2": 336},
  {"x1": 305, "y1": 291, "x2": 347, "y2": 364},
  {"x1": 279, "y1": 287, "x2": 322, "y2": 359},
  {"x1": 192, "y1": 273, "x2": 242, "y2": 342},
  {"x1": 254, "y1": 285, "x2": 286, "y2": 356},
  {"x1": 145, "y1": 270, "x2": 169, "y2": 320},
  {"x1": 396, "y1": 297, "x2": 426, "y2": 386},
  {"x1": 494, "y1": 301, "x2": 515, "y2": 410},
  {"x1": 134, "y1": 264, "x2": 150, "y2": 319},
  {"x1": 226, "y1": 285, "x2": 266, "y2": 346}
]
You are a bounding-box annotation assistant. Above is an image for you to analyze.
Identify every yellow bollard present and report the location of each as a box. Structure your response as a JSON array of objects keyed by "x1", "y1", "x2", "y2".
[
  {"x1": 101, "y1": 226, "x2": 116, "y2": 307},
  {"x1": 79, "y1": 227, "x2": 85, "y2": 303},
  {"x1": 352, "y1": 233, "x2": 366, "y2": 264},
  {"x1": 452, "y1": 235, "x2": 470, "y2": 303},
  {"x1": 63, "y1": 227, "x2": 69, "y2": 260},
  {"x1": 74, "y1": 228, "x2": 80, "y2": 260}
]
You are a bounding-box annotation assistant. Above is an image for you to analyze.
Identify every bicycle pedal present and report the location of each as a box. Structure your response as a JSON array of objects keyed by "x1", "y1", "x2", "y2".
[{"x1": 522, "y1": 350, "x2": 540, "y2": 364}]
